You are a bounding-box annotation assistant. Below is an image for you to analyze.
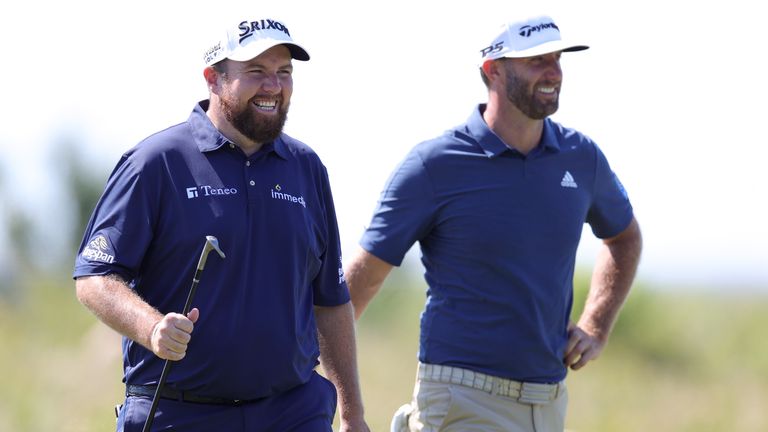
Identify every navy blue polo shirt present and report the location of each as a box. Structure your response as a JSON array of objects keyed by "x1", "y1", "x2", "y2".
[
  {"x1": 74, "y1": 100, "x2": 349, "y2": 400},
  {"x1": 360, "y1": 104, "x2": 633, "y2": 383}
]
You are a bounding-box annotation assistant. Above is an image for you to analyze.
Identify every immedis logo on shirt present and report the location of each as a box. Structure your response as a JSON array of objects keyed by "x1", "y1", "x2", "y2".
[{"x1": 270, "y1": 184, "x2": 307, "y2": 208}]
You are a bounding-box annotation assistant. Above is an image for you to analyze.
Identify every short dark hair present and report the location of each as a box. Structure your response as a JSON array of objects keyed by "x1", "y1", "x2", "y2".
[
  {"x1": 480, "y1": 67, "x2": 490, "y2": 88},
  {"x1": 212, "y1": 60, "x2": 226, "y2": 72},
  {"x1": 480, "y1": 58, "x2": 513, "y2": 89}
]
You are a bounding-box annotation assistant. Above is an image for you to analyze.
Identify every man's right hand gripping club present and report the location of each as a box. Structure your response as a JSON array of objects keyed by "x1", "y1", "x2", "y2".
[{"x1": 150, "y1": 308, "x2": 199, "y2": 361}]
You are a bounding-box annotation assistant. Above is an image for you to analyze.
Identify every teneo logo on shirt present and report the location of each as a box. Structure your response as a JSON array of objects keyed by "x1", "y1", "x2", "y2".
[
  {"x1": 186, "y1": 185, "x2": 239, "y2": 199},
  {"x1": 81, "y1": 234, "x2": 115, "y2": 264},
  {"x1": 270, "y1": 184, "x2": 306, "y2": 208}
]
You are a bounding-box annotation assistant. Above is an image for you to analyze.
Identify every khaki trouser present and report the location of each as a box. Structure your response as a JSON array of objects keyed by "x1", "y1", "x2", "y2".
[{"x1": 391, "y1": 363, "x2": 568, "y2": 432}]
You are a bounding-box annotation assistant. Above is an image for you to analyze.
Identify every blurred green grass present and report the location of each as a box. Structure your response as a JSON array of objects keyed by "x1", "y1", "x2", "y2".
[
  {"x1": 1, "y1": 269, "x2": 767, "y2": 431},
  {"x1": 346, "y1": 271, "x2": 768, "y2": 432}
]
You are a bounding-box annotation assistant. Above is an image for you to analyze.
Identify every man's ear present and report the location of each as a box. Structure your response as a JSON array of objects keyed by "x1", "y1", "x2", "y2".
[
  {"x1": 481, "y1": 59, "x2": 500, "y2": 82},
  {"x1": 203, "y1": 66, "x2": 220, "y2": 92}
]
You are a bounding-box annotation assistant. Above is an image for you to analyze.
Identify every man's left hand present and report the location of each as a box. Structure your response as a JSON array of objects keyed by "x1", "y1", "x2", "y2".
[{"x1": 563, "y1": 322, "x2": 605, "y2": 370}]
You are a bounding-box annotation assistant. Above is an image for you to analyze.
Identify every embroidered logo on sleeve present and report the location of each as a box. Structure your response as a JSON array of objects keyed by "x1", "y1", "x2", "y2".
[
  {"x1": 338, "y1": 257, "x2": 346, "y2": 285},
  {"x1": 81, "y1": 234, "x2": 116, "y2": 264}
]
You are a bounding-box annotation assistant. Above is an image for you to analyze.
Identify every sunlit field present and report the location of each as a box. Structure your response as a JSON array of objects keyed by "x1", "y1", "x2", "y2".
[
  {"x1": 2, "y1": 270, "x2": 766, "y2": 431},
  {"x1": 349, "y1": 271, "x2": 768, "y2": 432}
]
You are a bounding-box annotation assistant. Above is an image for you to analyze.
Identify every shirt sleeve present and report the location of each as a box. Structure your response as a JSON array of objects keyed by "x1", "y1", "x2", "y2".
[
  {"x1": 312, "y1": 164, "x2": 351, "y2": 306},
  {"x1": 359, "y1": 148, "x2": 437, "y2": 266},
  {"x1": 586, "y1": 146, "x2": 634, "y2": 239},
  {"x1": 73, "y1": 153, "x2": 158, "y2": 282}
]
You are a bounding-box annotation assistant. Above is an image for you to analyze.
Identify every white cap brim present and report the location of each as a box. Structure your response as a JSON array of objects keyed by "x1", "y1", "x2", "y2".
[
  {"x1": 489, "y1": 40, "x2": 588, "y2": 61},
  {"x1": 226, "y1": 40, "x2": 310, "y2": 62}
]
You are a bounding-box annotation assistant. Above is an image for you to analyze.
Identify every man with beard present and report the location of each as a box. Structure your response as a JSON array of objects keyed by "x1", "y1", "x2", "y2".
[
  {"x1": 73, "y1": 17, "x2": 369, "y2": 432},
  {"x1": 344, "y1": 15, "x2": 642, "y2": 432}
]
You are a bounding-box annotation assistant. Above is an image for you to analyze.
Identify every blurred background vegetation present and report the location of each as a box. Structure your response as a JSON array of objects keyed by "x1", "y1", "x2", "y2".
[{"x1": 0, "y1": 145, "x2": 766, "y2": 432}]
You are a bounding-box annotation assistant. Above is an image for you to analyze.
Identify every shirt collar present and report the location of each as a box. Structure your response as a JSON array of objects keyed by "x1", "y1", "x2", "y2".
[
  {"x1": 464, "y1": 104, "x2": 561, "y2": 157},
  {"x1": 188, "y1": 100, "x2": 289, "y2": 160}
]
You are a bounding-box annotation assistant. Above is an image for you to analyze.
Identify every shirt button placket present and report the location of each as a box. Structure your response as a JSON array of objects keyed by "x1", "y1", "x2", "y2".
[
  {"x1": 246, "y1": 160, "x2": 255, "y2": 186},
  {"x1": 245, "y1": 159, "x2": 257, "y2": 201}
]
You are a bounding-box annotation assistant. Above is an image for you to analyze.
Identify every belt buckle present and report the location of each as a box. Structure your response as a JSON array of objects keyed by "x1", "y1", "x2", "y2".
[{"x1": 518, "y1": 382, "x2": 556, "y2": 404}]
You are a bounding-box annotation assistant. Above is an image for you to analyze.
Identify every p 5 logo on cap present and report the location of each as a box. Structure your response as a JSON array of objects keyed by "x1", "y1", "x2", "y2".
[{"x1": 480, "y1": 42, "x2": 504, "y2": 58}]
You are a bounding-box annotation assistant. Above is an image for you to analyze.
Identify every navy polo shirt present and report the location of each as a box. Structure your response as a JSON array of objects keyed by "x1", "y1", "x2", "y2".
[
  {"x1": 360, "y1": 104, "x2": 633, "y2": 383},
  {"x1": 74, "y1": 100, "x2": 349, "y2": 400}
]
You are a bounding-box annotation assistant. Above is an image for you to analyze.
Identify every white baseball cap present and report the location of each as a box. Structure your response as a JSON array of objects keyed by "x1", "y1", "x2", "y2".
[
  {"x1": 479, "y1": 15, "x2": 588, "y2": 64},
  {"x1": 203, "y1": 18, "x2": 310, "y2": 67}
]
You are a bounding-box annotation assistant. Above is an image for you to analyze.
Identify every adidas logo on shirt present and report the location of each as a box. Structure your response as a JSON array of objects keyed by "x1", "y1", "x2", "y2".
[{"x1": 560, "y1": 171, "x2": 578, "y2": 188}]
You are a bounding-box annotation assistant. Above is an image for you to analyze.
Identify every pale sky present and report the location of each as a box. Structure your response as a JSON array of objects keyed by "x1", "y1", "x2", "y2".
[{"x1": 1, "y1": 0, "x2": 766, "y2": 290}]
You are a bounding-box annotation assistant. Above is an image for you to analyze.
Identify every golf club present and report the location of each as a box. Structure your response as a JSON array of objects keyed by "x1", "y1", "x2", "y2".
[{"x1": 142, "y1": 235, "x2": 225, "y2": 432}]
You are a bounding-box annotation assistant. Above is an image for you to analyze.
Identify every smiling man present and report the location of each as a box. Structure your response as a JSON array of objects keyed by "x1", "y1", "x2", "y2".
[
  {"x1": 345, "y1": 14, "x2": 642, "y2": 432},
  {"x1": 74, "y1": 17, "x2": 369, "y2": 432}
]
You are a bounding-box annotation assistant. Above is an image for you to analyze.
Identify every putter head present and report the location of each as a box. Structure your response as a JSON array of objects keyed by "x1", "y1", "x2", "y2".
[{"x1": 198, "y1": 235, "x2": 226, "y2": 270}]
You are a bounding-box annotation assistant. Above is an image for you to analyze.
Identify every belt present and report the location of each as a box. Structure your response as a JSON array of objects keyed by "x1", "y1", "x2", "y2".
[
  {"x1": 417, "y1": 363, "x2": 563, "y2": 405},
  {"x1": 126, "y1": 384, "x2": 260, "y2": 406}
]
